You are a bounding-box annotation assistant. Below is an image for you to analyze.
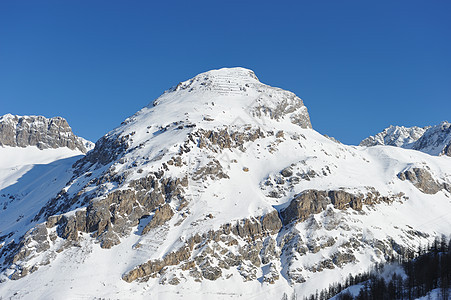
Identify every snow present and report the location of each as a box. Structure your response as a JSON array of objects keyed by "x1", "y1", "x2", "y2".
[
  {"x1": 0, "y1": 146, "x2": 84, "y2": 190},
  {"x1": 416, "y1": 288, "x2": 451, "y2": 299},
  {"x1": 0, "y1": 146, "x2": 84, "y2": 251},
  {"x1": 1, "y1": 68, "x2": 451, "y2": 299}
]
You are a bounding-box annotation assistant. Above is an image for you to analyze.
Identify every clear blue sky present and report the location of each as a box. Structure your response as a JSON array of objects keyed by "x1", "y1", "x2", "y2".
[{"x1": 1, "y1": 1, "x2": 450, "y2": 145}]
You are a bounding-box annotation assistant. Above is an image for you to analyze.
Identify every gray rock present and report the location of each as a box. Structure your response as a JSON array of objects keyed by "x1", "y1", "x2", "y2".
[
  {"x1": 398, "y1": 167, "x2": 443, "y2": 194},
  {"x1": 201, "y1": 265, "x2": 222, "y2": 281},
  {"x1": 142, "y1": 204, "x2": 174, "y2": 234},
  {"x1": 0, "y1": 114, "x2": 90, "y2": 153},
  {"x1": 281, "y1": 189, "x2": 380, "y2": 226},
  {"x1": 280, "y1": 167, "x2": 293, "y2": 177}
]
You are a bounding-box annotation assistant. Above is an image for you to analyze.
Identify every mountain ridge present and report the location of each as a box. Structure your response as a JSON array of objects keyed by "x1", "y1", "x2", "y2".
[
  {"x1": 360, "y1": 121, "x2": 451, "y2": 157},
  {"x1": 0, "y1": 114, "x2": 94, "y2": 153}
]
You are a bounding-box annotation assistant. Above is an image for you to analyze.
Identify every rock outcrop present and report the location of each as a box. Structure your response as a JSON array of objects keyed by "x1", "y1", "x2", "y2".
[
  {"x1": 280, "y1": 189, "x2": 391, "y2": 226},
  {"x1": 397, "y1": 167, "x2": 450, "y2": 194}
]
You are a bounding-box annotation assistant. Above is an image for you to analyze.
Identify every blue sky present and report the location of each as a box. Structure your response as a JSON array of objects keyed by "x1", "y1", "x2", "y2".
[{"x1": 1, "y1": 1, "x2": 450, "y2": 145}]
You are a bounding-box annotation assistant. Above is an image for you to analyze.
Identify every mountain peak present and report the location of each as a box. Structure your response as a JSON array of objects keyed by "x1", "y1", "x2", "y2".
[{"x1": 122, "y1": 67, "x2": 313, "y2": 141}]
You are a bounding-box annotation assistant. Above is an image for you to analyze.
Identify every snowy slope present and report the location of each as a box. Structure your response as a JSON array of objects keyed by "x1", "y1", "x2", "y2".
[{"x1": 1, "y1": 68, "x2": 451, "y2": 299}]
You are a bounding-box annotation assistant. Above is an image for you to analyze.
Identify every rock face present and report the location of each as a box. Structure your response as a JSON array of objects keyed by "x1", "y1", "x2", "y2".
[
  {"x1": 122, "y1": 211, "x2": 283, "y2": 283},
  {"x1": 0, "y1": 114, "x2": 92, "y2": 153},
  {"x1": 280, "y1": 189, "x2": 389, "y2": 226},
  {"x1": 397, "y1": 167, "x2": 450, "y2": 194}
]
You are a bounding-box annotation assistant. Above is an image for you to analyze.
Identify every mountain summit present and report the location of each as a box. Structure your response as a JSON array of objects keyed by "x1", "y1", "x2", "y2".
[
  {"x1": 147, "y1": 67, "x2": 311, "y2": 128},
  {"x1": 1, "y1": 68, "x2": 451, "y2": 299}
]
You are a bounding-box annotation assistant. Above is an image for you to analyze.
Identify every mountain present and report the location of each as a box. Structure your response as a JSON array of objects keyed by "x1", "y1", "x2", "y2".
[
  {"x1": 0, "y1": 114, "x2": 93, "y2": 289},
  {"x1": 0, "y1": 114, "x2": 94, "y2": 153},
  {"x1": 359, "y1": 125, "x2": 429, "y2": 148},
  {"x1": 360, "y1": 122, "x2": 451, "y2": 157},
  {"x1": 411, "y1": 121, "x2": 451, "y2": 156},
  {"x1": 1, "y1": 68, "x2": 451, "y2": 299}
]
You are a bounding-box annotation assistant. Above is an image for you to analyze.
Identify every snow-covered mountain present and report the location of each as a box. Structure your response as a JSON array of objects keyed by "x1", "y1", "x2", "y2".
[
  {"x1": 411, "y1": 121, "x2": 451, "y2": 156},
  {"x1": 1, "y1": 68, "x2": 451, "y2": 299},
  {"x1": 0, "y1": 114, "x2": 94, "y2": 153},
  {"x1": 360, "y1": 122, "x2": 451, "y2": 157},
  {"x1": 359, "y1": 125, "x2": 429, "y2": 148}
]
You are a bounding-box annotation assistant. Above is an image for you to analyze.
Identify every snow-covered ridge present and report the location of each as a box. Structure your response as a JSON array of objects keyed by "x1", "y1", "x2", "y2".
[
  {"x1": 0, "y1": 114, "x2": 94, "y2": 153},
  {"x1": 359, "y1": 125, "x2": 429, "y2": 148},
  {"x1": 412, "y1": 121, "x2": 451, "y2": 156},
  {"x1": 360, "y1": 121, "x2": 451, "y2": 157}
]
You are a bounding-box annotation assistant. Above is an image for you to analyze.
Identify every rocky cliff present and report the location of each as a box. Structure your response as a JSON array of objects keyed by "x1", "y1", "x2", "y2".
[{"x1": 0, "y1": 114, "x2": 92, "y2": 153}]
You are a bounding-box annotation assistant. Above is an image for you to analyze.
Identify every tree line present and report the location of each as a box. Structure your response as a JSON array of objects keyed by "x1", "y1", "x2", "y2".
[{"x1": 295, "y1": 235, "x2": 451, "y2": 300}]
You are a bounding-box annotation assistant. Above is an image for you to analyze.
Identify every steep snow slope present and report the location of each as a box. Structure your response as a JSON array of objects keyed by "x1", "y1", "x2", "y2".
[
  {"x1": 1, "y1": 68, "x2": 451, "y2": 299},
  {"x1": 361, "y1": 122, "x2": 451, "y2": 157}
]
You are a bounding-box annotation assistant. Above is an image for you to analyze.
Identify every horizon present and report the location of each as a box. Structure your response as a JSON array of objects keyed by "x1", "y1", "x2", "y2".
[{"x1": 1, "y1": 1, "x2": 450, "y2": 145}]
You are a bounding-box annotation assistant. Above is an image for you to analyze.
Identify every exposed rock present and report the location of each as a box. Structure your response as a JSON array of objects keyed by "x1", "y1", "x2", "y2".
[
  {"x1": 142, "y1": 204, "x2": 174, "y2": 234},
  {"x1": 332, "y1": 251, "x2": 356, "y2": 267},
  {"x1": 122, "y1": 210, "x2": 282, "y2": 283},
  {"x1": 195, "y1": 127, "x2": 265, "y2": 152},
  {"x1": 251, "y1": 93, "x2": 312, "y2": 129},
  {"x1": 238, "y1": 264, "x2": 257, "y2": 282},
  {"x1": 280, "y1": 167, "x2": 293, "y2": 177},
  {"x1": 75, "y1": 133, "x2": 128, "y2": 168},
  {"x1": 201, "y1": 265, "x2": 222, "y2": 281},
  {"x1": 192, "y1": 159, "x2": 229, "y2": 181},
  {"x1": 397, "y1": 167, "x2": 444, "y2": 194},
  {"x1": 280, "y1": 190, "x2": 330, "y2": 226},
  {"x1": 0, "y1": 114, "x2": 90, "y2": 153},
  {"x1": 281, "y1": 189, "x2": 388, "y2": 226}
]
